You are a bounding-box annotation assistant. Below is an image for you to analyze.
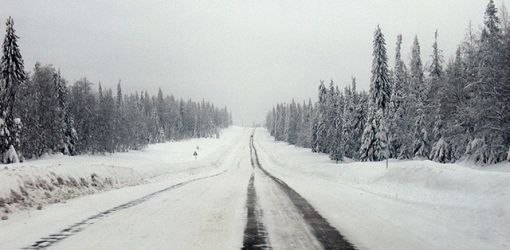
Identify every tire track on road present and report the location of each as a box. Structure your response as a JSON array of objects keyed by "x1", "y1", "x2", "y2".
[
  {"x1": 242, "y1": 135, "x2": 270, "y2": 249},
  {"x1": 250, "y1": 130, "x2": 356, "y2": 250},
  {"x1": 23, "y1": 169, "x2": 230, "y2": 249}
]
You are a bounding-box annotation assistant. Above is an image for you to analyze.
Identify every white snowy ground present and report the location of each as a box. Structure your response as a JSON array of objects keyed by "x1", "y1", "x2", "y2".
[
  {"x1": 254, "y1": 128, "x2": 510, "y2": 250},
  {"x1": 0, "y1": 127, "x2": 252, "y2": 249},
  {"x1": 0, "y1": 127, "x2": 245, "y2": 214},
  {"x1": 0, "y1": 126, "x2": 509, "y2": 250}
]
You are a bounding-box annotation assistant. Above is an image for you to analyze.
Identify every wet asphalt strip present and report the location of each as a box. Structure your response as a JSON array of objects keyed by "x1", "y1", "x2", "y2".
[
  {"x1": 23, "y1": 169, "x2": 230, "y2": 249},
  {"x1": 249, "y1": 131, "x2": 356, "y2": 250}
]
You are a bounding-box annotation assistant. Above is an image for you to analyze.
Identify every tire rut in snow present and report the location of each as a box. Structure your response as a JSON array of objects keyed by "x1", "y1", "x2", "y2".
[
  {"x1": 242, "y1": 174, "x2": 270, "y2": 249},
  {"x1": 250, "y1": 131, "x2": 356, "y2": 250},
  {"x1": 23, "y1": 169, "x2": 229, "y2": 249},
  {"x1": 242, "y1": 135, "x2": 270, "y2": 249}
]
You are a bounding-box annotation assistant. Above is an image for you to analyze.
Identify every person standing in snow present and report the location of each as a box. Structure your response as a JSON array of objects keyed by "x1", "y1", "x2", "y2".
[{"x1": 193, "y1": 150, "x2": 198, "y2": 160}]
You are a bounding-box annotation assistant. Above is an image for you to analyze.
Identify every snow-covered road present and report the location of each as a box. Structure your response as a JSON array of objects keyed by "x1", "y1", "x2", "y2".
[
  {"x1": 1, "y1": 128, "x2": 252, "y2": 249},
  {"x1": 1, "y1": 128, "x2": 353, "y2": 249},
  {"x1": 1, "y1": 127, "x2": 509, "y2": 249}
]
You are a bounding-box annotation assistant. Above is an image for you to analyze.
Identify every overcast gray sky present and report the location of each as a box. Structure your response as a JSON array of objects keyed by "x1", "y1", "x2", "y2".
[{"x1": 1, "y1": 0, "x2": 507, "y2": 125}]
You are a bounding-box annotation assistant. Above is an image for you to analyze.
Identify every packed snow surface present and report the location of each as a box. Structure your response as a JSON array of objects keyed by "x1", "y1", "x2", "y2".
[{"x1": 0, "y1": 127, "x2": 509, "y2": 250}]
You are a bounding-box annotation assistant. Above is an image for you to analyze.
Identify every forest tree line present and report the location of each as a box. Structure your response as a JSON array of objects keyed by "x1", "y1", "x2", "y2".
[
  {"x1": 266, "y1": 0, "x2": 510, "y2": 165},
  {"x1": 0, "y1": 17, "x2": 232, "y2": 163}
]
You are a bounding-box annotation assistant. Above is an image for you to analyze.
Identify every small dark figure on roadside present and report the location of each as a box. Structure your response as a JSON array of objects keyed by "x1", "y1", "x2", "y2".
[{"x1": 193, "y1": 151, "x2": 198, "y2": 160}]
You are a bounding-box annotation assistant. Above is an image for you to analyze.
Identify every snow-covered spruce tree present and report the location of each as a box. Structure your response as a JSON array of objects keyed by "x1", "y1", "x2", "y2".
[
  {"x1": 463, "y1": 0, "x2": 508, "y2": 164},
  {"x1": 178, "y1": 98, "x2": 190, "y2": 138},
  {"x1": 388, "y1": 34, "x2": 411, "y2": 159},
  {"x1": 359, "y1": 26, "x2": 391, "y2": 161},
  {"x1": 69, "y1": 78, "x2": 96, "y2": 153},
  {"x1": 286, "y1": 100, "x2": 298, "y2": 145},
  {"x1": 500, "y1": 3, "x2": 510, "y2": 162},
  {"x1": 123, "y1": 92, "x2": 142, "y2": 150},
  {"x1": 350, "y1": 79, "x2": 367, "y2": 160},
  {"x1": 273, "y1": 105, "x2": 280, "y2": 139},
  {"x1": 443, "y1": 48, "x2": 470, "y2": 160},
  {"x1": 35, "y1": 64, "x2": 64, "y2": 154},
  {"x1": 13, "y1": 67, "x2": 35, "y2": 158},
  {"x1": 409, "y1": 36, "x2": 430, "y2": 159},
  {"x1": 167, "y1": 95, "x2": 182, "y2": 139},
  {"x1": 267, "y1": 106, "x2": 276, "y2": 136},
  {"x1": 149, "y1": 104, "x2": 163, "y2": 143},
  {"x1": 412, "y1": 99, "x2": 428, "y2": 161},
  {"x1": 114, "y1": 81, "x2": 127, "y2": 151},
  {"x1": 296, "y1": 101, "x2": 310, "y2": 148},
  {"x1": 342, "y1": 79, "x2": 355, "y2": 159},
  {"x1": 0, "y1": 17, "x2": 25, "y2": 163},
  {"x1": 98, "y1": 87, "x2": 116, "y2": 153},
  {"x1": 330, "y1": 86, "x2": 345, "y2": 162},
  {"x1": 147, "y1": 93, "x2": 165, "y2": 143},
  {"x1": 276, "y1": 103, "x2": 286, "y2": 141},
  {"x1": 295, "y1": 102, "x2": 303, "y2": 146},
  {"x1": 282, "y1": 104, "x2": 289, "y2": 141},
  {"x1": 325, "y1": 81, "x2": 337, "y2": 154},
  {"x1": 315, "y1": 81, "x2": 328, "y2": 153},
  {"x1": 176, "y1": 99, "x2": 185, "y2": 138},
  {"x1": 141, "y1": 90, "x2": 160, "y2": 141},
  {"x1": 295, "y1": 100, "x2": 307, "y2": 147},
  {"x1": 428, "y1": 31, "x2": 452, "y2": 163},
  {"x1": 311, "y1": 102, "x2": 319, "y2": 153},
  {"x1": 55, "y1": 70, "x2": 78, "y2": 155},
  {"x1": 155, "y1": 88, "x2": 166, "y2": 139},
  {"x1": 428, "y1": 31, "x2": 444, "y2": 141},
  {"x1": 304, "y1": 99, "x2": 314, "y2": 148},
  {"x1": 271, "y1": 104, "x2": 279, "y2": 139},
  {"x1": 450, "y1": 23, "x2": 480, "y2": 160},
  {"x1": 94, "y1": 83, "x2": 105, "y2": 152}
]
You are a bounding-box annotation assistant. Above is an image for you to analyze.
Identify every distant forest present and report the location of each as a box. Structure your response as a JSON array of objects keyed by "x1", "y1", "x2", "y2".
[
  {"x1": 266, "y1": 0, "x2": 510, "y2": 165},
  {"x1": 0, "y1": 17, "x2": 232, "y2": 163}
]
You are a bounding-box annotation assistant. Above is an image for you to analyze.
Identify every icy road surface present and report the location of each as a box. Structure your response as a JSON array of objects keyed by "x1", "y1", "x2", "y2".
[{"x1": 1, "y1": 127, "x2": 509, "y2": 249}]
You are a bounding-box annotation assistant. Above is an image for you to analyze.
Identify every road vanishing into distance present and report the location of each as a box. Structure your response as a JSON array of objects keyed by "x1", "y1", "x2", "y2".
[
  {"x1": 10, "y1": 128, "x2": 356, "y2": 250},
  {"x1": 3, "y1": 127, "x2": 509, "y2": 250}
]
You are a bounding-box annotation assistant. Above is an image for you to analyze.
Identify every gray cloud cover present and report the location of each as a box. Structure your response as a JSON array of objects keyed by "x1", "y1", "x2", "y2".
[{"x1": 1, "y1": 0, "x2": 507, "y2": 124}]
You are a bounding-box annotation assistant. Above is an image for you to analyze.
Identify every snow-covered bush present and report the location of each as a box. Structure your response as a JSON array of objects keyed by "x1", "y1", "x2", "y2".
[
  {"x1": 430, "y1": 137, "x2": 452, "y2": 163},
  {"x1": 464, "y1": 138, "x2": 506, "y2": 165}
]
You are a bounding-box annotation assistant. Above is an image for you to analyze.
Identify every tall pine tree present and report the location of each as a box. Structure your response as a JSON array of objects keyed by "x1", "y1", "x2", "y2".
[
  {"x1": 0, "y1": 17, "x2": 25, "y2": 163},
  {"x1": 314, "y1": 81, "x2": 328, "y2": 153},
  {"x1": 465, "y1": 0, "x2": 508, "y2": 163},
  {"x1": 359, "y1": 26, "x2": 391, "y2": 161},
  {"x1": 429, "y1": 31, "x2": 452, "y2": 163},
  {"x1": 410, "y1": 36, "x2": 429, "y2": 158},
  {"x1": 389, "y1": 34, "x2": 411, "y2": 159}
]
